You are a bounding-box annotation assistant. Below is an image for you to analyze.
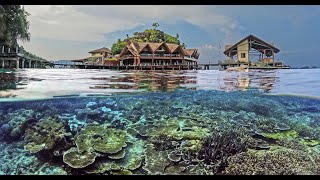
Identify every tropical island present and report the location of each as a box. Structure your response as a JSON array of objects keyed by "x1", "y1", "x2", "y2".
[{"x1": 57, "y1": 23, "x2": 200, "y2": 70}]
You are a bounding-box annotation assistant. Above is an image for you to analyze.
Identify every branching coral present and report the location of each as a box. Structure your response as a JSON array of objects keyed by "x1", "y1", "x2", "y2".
[
  {"x1": 225, "y1": 147, "x2": 319, "y2": 175},
  {"x1": 182, "y1": 128, "x2": 251, "y2": 174}
]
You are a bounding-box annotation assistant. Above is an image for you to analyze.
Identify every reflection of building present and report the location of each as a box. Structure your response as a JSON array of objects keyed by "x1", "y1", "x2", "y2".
[
  {"x1": 237, "y1": 77, "x2": 250, "y2": 90},
  {"x1": 221, "y1": 34, "x2": 290, "y2": 69},
  {"x1": 260, "y1": 76, "x2": 277, "y2": 92},
  {"x1": 0, "y1": 71, "x2": 19, "y2": 98},
  {"x1": 87, "y1": 71, "x2": 198, "y2": 92},
  {"x1": 119, "y1": 40, "x2": 199, "y2": 67},
  {"x1": 0, "y1": 72, "x2": 16, "y2": 90},
  {"x1": 223, "y1": 70, "x2": 278, "y2": 92}
]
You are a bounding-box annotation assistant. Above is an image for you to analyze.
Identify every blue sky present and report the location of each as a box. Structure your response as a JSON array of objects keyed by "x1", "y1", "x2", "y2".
[{"x1": 20, "y1": 5, "x2": 320, "y2": 67}]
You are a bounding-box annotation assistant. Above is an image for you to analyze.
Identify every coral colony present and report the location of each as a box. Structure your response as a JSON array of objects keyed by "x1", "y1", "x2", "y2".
[{"x1": 1, "y1": 89, "x2": 320, "y2": 175}]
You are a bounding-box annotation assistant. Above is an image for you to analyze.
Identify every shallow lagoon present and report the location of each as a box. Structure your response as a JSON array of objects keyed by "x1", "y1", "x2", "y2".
[{"x1": 1, "y1": 69, "x2": 320, "y2": 175}]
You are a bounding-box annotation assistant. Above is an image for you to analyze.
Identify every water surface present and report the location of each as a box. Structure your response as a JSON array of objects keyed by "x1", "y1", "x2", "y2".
[{"x1": 1, "y1": 68, "x2": 320, "y2": 101}]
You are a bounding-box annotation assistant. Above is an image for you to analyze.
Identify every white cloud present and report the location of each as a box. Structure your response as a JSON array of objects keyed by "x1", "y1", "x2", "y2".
[
  {"x1": 24, "y1": 5, "x2": 241, "y2": 43},
  {"x1": 20, "y1": 5, "x2": 243, "y2": 60},
  {"x1": 196, "y1": 44, "x2": 221, "y2": 64},
  {"x1": 24, "y1": 5, "x2": 142, "y2": 43}
]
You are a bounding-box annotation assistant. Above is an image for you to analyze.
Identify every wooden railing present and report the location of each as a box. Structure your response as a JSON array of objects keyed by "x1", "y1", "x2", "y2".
[
  {"x1": 0, "y1": 45, "x2": 25, "y2": 55},
  {"x1": 122, "y1": 53, "x2": 183, "y2": 59}
]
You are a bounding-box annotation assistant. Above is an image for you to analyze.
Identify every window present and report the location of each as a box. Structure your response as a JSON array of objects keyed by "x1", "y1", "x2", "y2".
[{"x1": 241, "y1": 53, "x2": 246, "y2": 58}]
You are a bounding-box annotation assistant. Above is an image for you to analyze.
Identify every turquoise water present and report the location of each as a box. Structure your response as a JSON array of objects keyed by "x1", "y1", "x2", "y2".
[{"x1": 1, "y1": 69, "x2": 320, "y2": 175}]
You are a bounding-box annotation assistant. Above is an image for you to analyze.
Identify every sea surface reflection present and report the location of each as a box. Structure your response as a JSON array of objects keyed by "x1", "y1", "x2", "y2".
[{"x1": 0, "y1": 68, "x2": 319, "y2": 101}]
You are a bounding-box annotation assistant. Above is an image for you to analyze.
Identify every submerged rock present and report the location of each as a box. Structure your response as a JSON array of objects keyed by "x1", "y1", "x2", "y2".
[{"x1": 0, "y1": 123, "x2": 10, "y2": 135}]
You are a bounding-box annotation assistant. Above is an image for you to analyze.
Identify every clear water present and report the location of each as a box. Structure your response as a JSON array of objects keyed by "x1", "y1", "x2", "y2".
[{"x1": 1, "y1": 69, "x2": 320, "y2": 175}]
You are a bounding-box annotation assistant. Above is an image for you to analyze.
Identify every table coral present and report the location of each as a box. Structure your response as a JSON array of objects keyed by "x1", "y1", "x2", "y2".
[{"x1": 24, "y1": 117, "x2": 71, "y2": 154}]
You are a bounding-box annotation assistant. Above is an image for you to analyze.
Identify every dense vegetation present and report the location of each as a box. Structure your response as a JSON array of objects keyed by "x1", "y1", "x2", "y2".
[
  {"x1": 0, "y1": 5, "x2": 45, "y2": 61},
  {"x1": 111, "y1": 23, "x2": 185, "y2": 55},
  {"x1": 0, "y1": 5, "x2": 30, "y2": 46},
  {"x1": 19, "y1": 46, "x2": 46, "y2": 61}
]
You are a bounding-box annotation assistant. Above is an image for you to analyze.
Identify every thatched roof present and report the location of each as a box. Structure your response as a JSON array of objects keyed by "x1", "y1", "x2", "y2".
[
  {"x1": 166, "y1": 43, "x2": 180, "y2": 53},
  {"x1": 223, "y1": 34, "x2": 280, "y2": 55},
  {"x1": 89, "y1": 47, "x2": 110, "y2": 54},
  {"x1": 184, "y1": 49, "x2": 197, "y2": 56},
  {"x1": 148, "y1": 43, "x2": 163, "y2": 52},
  {"x1": 119, "y1": 40, "x2": 199, "y2": 59}
]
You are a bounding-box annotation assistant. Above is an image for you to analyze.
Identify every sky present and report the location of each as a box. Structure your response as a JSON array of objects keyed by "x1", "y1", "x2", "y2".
[{"x1": 19, "y1": 5, "x2": 320, "y2": 68}]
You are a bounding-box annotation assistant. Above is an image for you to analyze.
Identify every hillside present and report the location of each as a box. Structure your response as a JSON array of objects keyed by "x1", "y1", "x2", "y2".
[{"x1": 111, "y1": 23, "x2": 185, "y2": 55}]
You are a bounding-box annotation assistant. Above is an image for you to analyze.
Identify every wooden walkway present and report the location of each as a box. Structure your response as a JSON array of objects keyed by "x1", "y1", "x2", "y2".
[
  {"x1": 52, "y1": 61, "x2": 198, "y2": 70},
  {"x1": 198, "y1": 61, "x2": 290, "y2": 70},
  {"x1": 0, "y1": 45, "x2": 48, "y2": 69}
]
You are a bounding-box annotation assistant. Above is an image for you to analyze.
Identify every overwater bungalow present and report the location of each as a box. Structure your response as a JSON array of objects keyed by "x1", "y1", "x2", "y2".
[
  {"x1": 88, "y1": 47, "x2": 112, "y2": 62},
  {"x1": 221, "y1": 34, "x2": 290, "y2": 69},
  {"x1": 57, "y1": 47, "x2": 119, "y2": 69},
  {"x1": 118, "y1": 40, "x2": 199, "y2": 70}
]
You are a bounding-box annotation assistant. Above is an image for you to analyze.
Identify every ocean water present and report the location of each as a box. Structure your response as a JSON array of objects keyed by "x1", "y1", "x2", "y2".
[{"x1": 0, "y1": 69, "x2": 320, "y2": 175}]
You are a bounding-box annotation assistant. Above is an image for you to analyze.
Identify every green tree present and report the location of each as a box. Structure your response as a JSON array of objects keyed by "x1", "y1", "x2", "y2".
[
  {"x1": 111, "y1": 39, "x2": 127, "y2": 55},
  {"x1": 0, "y1": 5, "x2": 30, "y2": 46},
  {"x1": 110, "y1": 27, "x2": 186, "y2": 54},
  {"x1": 152, "y1": 22, "x2": 159, "y2": 29}
]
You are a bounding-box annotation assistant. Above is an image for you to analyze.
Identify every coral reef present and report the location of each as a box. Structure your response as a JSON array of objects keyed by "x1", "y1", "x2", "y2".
[
  {"x1": 83, "y1": 140, "x2": 145, "y2": 174},
  {"x1": 58, "y1": 114, "x2": 85, "y2": 134},
  {"x1": 147, "y1": 117, "x2": 210, "y2": 141},
  {"x1": 0, "y1": 89, "x2": 320, "y2": 175},
  {"x1": 74, "y1": 125, "x2": 127, "y2": 154},
  {"x1": 5, "y1": 109, "x2": 34, "y2": 139},
  {"x1": 63, "y1": 148, "x2": 97, "y2": 169},
  {"x1": 225, "y1": 146, "x2": 320, "y2": 175},
  {"x1": 143, "y1": 144, "x2": 171, "y2": 175},
  {"x1": 0, "y1": 141, "x2": 67, "y2": 175},
  {"x1": 189, "y1": 128, "x2": 250, "y2": 174},
  {"x1": 23, "y1": 117, "x2": 71, "y2": 154},
  {"x1": 260, "y1": 130, "x2": 298, "y2": 140}
]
